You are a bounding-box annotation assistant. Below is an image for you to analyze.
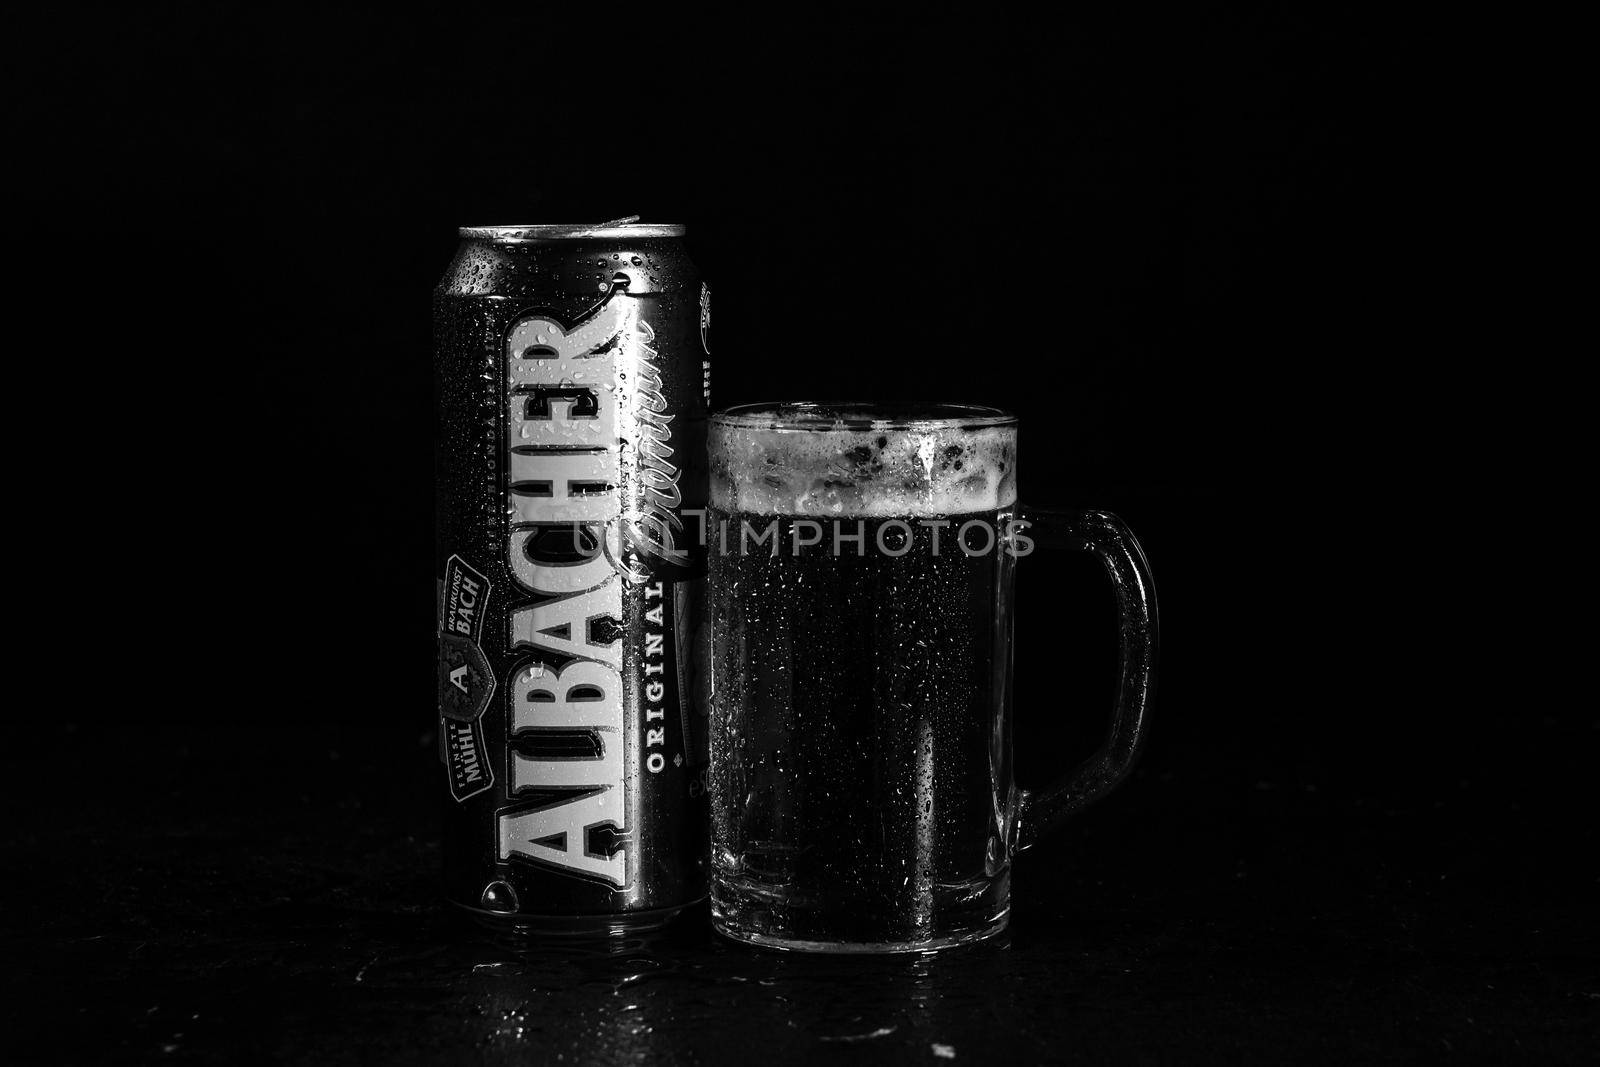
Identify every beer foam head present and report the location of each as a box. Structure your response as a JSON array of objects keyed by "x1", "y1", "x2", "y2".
[{"x1": 710, "y1": 403, "x2": 1018, "y2": 517}]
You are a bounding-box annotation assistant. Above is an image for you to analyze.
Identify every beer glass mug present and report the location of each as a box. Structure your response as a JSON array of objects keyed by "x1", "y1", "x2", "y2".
[{"x1": 705, "y1": 403, "x2": 1157, "y2": 952}]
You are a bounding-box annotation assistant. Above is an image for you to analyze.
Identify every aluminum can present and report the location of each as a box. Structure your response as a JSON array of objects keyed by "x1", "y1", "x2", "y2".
[{"x1": 434, "y1": 221, "x2": 711, "y2": 934}]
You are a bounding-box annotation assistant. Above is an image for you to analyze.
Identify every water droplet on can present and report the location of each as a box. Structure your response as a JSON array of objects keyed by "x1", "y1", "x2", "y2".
[{"x1": 480, "y1": 880, "x2": 519, "y2": 913}]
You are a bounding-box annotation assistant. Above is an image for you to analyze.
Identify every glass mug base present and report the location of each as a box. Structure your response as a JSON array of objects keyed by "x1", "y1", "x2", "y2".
[
  {"x1": 710, "y1": 869, "x2": 1011, "y2": 954},
  {"x1": 712, "y1": 912, "x2": 1010, "y2": 955}
]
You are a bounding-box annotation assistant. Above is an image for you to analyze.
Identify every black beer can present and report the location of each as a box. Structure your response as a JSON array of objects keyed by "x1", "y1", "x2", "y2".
[{"x1": 434, "y1": 221, "x2": 711, "y2": 935}]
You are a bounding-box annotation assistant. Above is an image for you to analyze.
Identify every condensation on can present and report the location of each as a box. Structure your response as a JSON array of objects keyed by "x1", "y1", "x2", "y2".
[{"x1": 433, "y1": 223, "x2": 709, "y2": 935}]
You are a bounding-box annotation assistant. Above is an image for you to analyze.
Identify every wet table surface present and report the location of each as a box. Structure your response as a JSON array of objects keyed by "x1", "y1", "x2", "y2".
[{"x1": 8, "y1": 756, "x2": 1593, "y2": 1064}]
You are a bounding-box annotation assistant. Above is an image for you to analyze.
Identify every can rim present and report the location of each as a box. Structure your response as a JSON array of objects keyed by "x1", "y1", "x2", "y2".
[{"x1": 459, "y1": 223, "x2": 686, "y2": 242}]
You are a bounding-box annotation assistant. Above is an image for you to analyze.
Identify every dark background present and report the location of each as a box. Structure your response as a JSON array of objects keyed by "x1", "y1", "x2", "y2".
[{"x1": 9, "y1": 8, "x2": 1592, "y2": 1063}]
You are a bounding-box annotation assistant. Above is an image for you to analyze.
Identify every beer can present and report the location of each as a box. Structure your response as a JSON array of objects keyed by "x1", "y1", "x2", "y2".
[{"x1": 434, "y1": 221, "x2": 711, "y2": 934}]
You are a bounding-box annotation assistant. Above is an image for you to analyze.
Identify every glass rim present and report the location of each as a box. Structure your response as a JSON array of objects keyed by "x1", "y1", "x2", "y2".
[
  {"x1": 458, "y1": 222, "x2": 685, "y2": 242},
  {"x1": 712, "y1": 401, "x2": 1017, "y2": 432}
]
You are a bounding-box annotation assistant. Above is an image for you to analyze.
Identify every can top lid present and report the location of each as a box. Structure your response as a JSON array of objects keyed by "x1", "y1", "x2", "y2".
[{"x1": 459, "y1": 218, "x2": 685, "y2": 242}]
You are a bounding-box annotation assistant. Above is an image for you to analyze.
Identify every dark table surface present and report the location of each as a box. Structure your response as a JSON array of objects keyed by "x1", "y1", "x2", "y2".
[{"x1": 8, "y1": 744, "x2": 1593, "y2": 1065}]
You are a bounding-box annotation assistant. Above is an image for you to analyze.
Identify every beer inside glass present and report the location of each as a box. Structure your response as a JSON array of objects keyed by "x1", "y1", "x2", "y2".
[{"x1": 708, "y1": 402, "x2": 1022, "y2": 952}]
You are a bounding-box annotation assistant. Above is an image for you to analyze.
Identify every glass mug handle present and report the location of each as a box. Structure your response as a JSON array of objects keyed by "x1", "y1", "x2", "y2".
[{"x1": 1013, "y1": 508, "x2": 1159, "y2": 851}]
